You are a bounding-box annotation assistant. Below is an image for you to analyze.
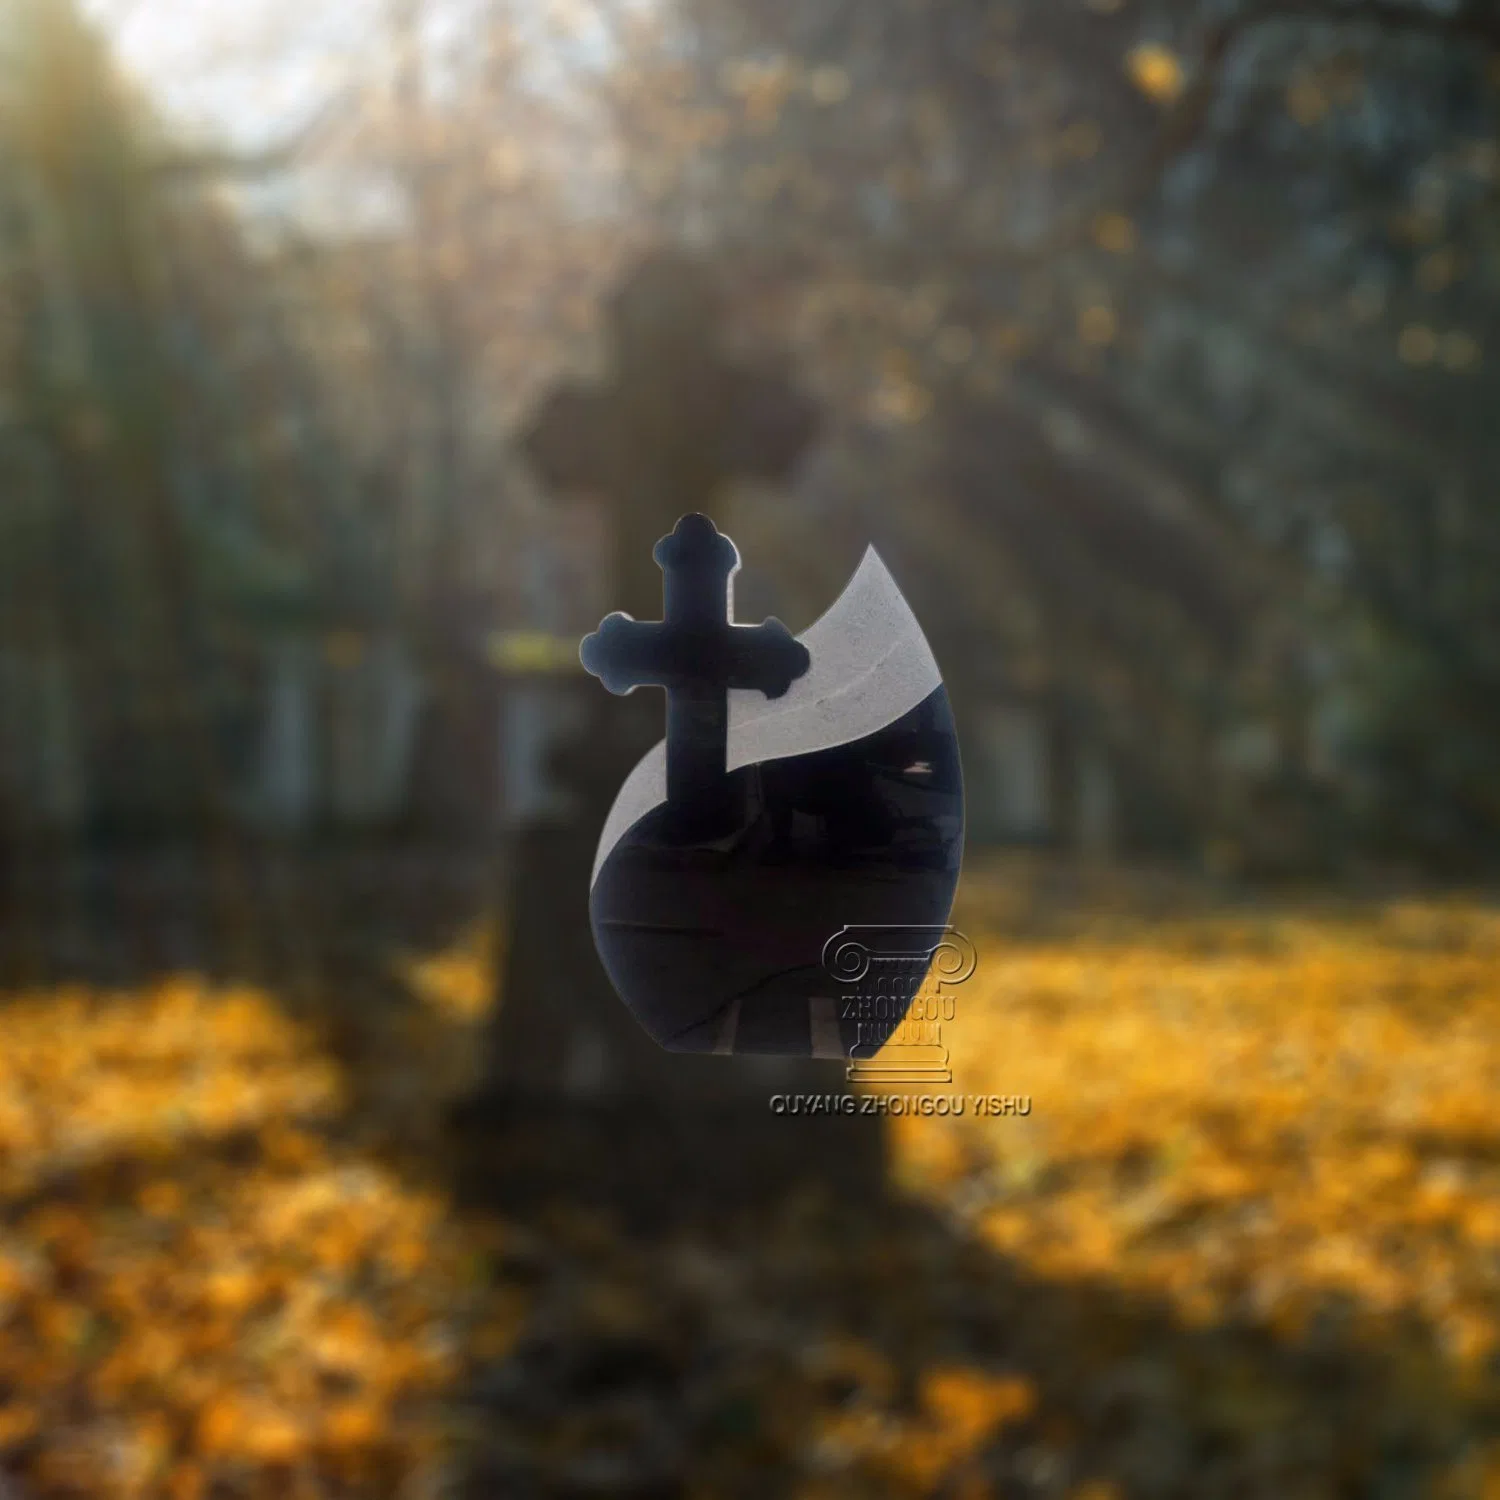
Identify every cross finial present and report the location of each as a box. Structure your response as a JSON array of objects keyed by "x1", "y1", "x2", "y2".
[{"x1": 581, "y1": 514, "x2": 810, "y2": 835}]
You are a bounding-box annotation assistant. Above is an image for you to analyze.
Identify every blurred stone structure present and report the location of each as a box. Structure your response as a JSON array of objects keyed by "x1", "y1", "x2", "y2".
[
  {"x1": 472, "y1": 248, "x2": 842, "y2": 1111},
  {"x1": 0, "y1": 650, "x2": 88, "y2": 835}
]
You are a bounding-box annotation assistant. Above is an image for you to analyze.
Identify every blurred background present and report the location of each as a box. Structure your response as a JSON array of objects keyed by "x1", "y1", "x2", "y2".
[{"x1": 0, "y1": 0, "x2": 1498, "y2": 1495}]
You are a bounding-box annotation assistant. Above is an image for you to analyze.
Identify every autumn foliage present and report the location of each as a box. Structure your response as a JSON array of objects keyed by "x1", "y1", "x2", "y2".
[{"x1": 0, "y1": 859, "x2": 1497, "y2": 1496}]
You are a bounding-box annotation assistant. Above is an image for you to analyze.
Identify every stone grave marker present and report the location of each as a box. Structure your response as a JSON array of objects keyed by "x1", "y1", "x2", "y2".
[{"x1": 471, "y1": 249, "x2": 845, "y2": 1120}]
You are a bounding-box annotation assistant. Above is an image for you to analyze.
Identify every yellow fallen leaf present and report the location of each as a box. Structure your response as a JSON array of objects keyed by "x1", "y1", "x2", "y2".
[
  {"x1": 0, "y1": 1404, "x2": 40, "y2": 1450},
  {"x1": 1126, "y1": 43, "x2": 1185, "y2": 104},
  {"x1": 922, "y1": 1367, "x2": 1037, "y2": 1441}
]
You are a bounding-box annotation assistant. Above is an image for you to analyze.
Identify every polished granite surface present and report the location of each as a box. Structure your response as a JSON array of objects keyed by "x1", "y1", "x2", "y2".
[{"x1": 591, "y1": 685, "x2": 963, "y2": 1056}]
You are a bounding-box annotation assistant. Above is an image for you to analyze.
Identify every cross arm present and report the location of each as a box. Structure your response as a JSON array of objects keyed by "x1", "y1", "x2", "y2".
[
  {"x1": 725, "y1": 620, "x2": 810, "y2": 699},
  {"x1": 520, "y1": 386, "x2": 620, "y2": 494},
  {"x1": 579, "y1": 614, "x2": 674, "y2": 696},
  {"x1": 581, "y1": 614, "x2": 811, "y2": 701}
]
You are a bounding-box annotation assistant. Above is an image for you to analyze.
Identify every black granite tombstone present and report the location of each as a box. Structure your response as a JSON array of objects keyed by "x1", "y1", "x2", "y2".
[{"x1": 581, "y1": 513, "x2": 965, "y2": 1059}]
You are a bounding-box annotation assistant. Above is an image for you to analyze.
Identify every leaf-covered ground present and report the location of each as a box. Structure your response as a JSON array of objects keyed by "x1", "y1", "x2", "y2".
[{"x1": 0, "y1": 855, "x2": 1498, "y2": 1498}]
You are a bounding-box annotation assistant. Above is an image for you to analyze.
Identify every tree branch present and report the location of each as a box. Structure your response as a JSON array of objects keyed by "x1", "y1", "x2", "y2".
[
  {"x1": 148, "y1": 93, "x2": 350, "y2": 181},
  {"x1": 718, "y1": 0, "x2": 1499, "y2": 286}
]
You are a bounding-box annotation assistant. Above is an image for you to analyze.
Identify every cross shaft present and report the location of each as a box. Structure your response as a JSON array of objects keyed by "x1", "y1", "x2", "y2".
[{"x1": 581, "y1": 514, "x2": 810, "y2": 835}]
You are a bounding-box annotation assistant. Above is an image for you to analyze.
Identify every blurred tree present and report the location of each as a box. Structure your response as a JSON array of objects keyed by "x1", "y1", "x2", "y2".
[
  {"x1": 588, "y1": 0, "x2": 1500, "y2": 871},
  {"x1": 0, "y1": 0, "x2": 385, "y2": 832},
  {"x1": 6, "y1": 0, "x2": 1497, "y2": 869}
]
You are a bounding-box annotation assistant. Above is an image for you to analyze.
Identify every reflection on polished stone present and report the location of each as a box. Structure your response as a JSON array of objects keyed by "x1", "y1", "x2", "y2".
[{"x1": 590, "y1": 685, "x2": 963, "y2": 1056}]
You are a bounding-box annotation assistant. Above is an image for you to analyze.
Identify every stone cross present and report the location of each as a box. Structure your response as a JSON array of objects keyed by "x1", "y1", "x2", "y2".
[
  {"x1": 469, "y1": 248, "x2": 824, "y2": 1119},
  {"x1": 580, "y1": 513, "x2": 808, "y2": 836},
  {"x1": 521, "y1": 252, "x2": 818, "y2": 625}
]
